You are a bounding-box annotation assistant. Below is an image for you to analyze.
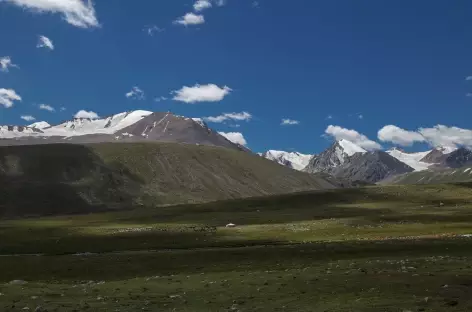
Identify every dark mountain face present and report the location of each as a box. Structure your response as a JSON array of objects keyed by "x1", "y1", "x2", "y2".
[
  {"x1": 333, "y1": 151, "x2": 414, "y2": 183},
  {"x1": 444, "y1": 148, "x2": 472, "y2": 168},
  {"x1": 420, "y1": 148, "x2": 449, "y2": 164}
]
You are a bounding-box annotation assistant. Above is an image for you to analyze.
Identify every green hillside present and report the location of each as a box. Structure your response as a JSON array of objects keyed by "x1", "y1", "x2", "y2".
[
  {"x1": 382, "y1": 165, "x2": 472, "y2": 185},
  {"x1": 0, "y1": 142, "x2": 336, "y2": 218}
]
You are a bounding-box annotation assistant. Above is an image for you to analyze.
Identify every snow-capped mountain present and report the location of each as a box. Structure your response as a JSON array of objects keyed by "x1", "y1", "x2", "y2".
[
  {"x1": 386, "y1": 148, "x2": 431, "y2": 171},
  {"x1": 304, "y1": 139, "x2": 367, "y2": 174},
  {"x1": 0, "y1": 111, "x2": 246, "y2": 151},
  {"x1": 260, "y1": 150, "x2": 312, "y2": 171}
]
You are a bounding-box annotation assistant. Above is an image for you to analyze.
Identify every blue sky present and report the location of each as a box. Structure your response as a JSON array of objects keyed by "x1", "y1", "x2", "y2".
[{"x1": 1, "y1": 0, "x2": 472, "y2": 153}]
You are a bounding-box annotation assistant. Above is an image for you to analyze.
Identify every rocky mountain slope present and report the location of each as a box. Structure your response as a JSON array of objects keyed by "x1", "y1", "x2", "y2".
[
  {"x1": 301, "y1": 140, "x2": 415, "y2": 183},
  {"x1": 332, "y1": 151, "x2": 414, "y2": 183},
  {"x1": 0, "y1": 142, "x2": 338, "y2": 219},
  {"x1": 0, "y1": 111, "x2": 245, "y2": 151},
  {"x1": 303, "y1": 139, "x2": 366, "y2": 174}
]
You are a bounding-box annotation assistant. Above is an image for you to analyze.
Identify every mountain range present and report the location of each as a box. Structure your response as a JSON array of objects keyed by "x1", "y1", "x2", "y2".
[
  {"x1": 0, "y1": 111, "x2": 246, "y2": 151},
  {"x1": 2, "y1": 109, "x2": 472, "y2": 186},
  {"x1": 261, "y1": 140, "x2": 472, "y2": 183}
]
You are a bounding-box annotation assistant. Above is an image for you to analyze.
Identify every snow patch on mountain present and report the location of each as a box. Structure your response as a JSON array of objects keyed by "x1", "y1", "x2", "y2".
[
  {"x1": 46, "y1": 110, "x2": 153, "y2": 137},
  {"x1": 29, "y1": 121, "x2": 51, "y2": 129},
  {"x1": 262, "y1": 150, "x2": 312, "y2": 171},
  {"x1": 386, "y1": 148, "x2": 432, "y2": 171},
  {"x1": 0, "y1": 126, "x2": 42, "y2": 138},
  {"x1": 338, "y1": 139, "x2": 367, "y2": 156}
]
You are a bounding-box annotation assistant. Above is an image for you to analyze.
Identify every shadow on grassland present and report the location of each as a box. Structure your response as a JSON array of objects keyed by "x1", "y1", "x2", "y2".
[{"x1": 1, "y1": 237, "x2": 472, "y2": 282}]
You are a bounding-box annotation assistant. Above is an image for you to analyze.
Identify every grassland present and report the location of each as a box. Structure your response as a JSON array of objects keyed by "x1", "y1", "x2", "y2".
[
  {"x1": 2, "y1": 183, "x2": 472, "y2": 311},
  {"x1": 0, "y1": 142, "x2": 336, "y2": 219}
]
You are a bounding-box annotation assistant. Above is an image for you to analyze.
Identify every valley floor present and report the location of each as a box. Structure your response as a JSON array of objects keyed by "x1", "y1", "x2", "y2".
[{"x1": 2, "y1": 183, "x2": 472, "y2": 311}]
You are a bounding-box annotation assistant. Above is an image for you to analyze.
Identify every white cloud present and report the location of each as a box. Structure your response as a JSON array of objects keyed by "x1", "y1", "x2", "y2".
[
  {"x1": 60, "y1": 106, "x2": 66, "y2": 111},
  {"x1": 172, "y1": 83, "x2": 232, "y2": 103},
  {"x1": 74, "y1": 110, "x2": 99, "y2": 119},
  {"x1": 358, "y1": 114, "x2": 364, "y2": 119},
  {"x1": 466, "y1": 76, "x2": 472, "y2": 81},
  {"x1": 377, "y1": 125, "x2": 425, "y2": 146},
  {"x1": 213, "y1": 0, "x2": 226, "y2": 6},
  {"x1": 39, "y1": 104, "x2": 55, "y2": 112},
  {"x1": 0, "y1": 56, "x2": 19, "y2": 72},
  {"x1": 281, "y1": 119, "x2": 300, "y2": 125},
  {"x1": 467, "y1": 93, "x2": 472, "y2": 97},
  {"x1": 21, "y1": 115, "x2": 35, "y2": 121},
  {"x1": 326, "y1": 115, "x2": 333, "y2": 120},
  {"x1": 143, "y1": 25, "x2": 164, "y2": 36},
  {"x1": 154, "y1": 96, "x2": 168, "y2": 102},
  {"x1": 4, "y1": 0, "x2": 99, "y2": 28},
  {"x1": 125, "y1": 86, "x2": 145, "y2": 100},
  {"x1": 174, "y1": 13, "x2": 205, "y2": 26},
  {"x1": 37, "y1": 35, "x2": 54, "y2": 50},
  {"x1": 218, "y1": 131, "x2": 247, "y2": 146},
  {"x1": 252, "y1": 1, "x2": 260, "y2": 8},
  {"x1": 325, "y1": 125, "x2": 382, "y2": 151},
  {"x1": 204, "y1": 111, "x2": 252, "y2": 123},
  {"x1": 419, "y1": 125, "x2": 472, "y2": 149},
  {"x1": 194, "y1": 0, "x2": 212, "y2": 11},
  {"x1": 0, "y1": 88, "x2": 21, "y2": 108}
]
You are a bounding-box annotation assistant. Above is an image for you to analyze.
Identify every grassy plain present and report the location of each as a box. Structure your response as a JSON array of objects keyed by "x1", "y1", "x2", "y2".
[{"x1": 2, "y1": 183, "x2": 472, "y2": 311}]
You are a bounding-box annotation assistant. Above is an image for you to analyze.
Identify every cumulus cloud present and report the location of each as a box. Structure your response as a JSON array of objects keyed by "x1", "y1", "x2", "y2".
[
  {"x1": 325, "y1": 125, "x2": 382, "y2": 151},
  {"x1": 218, "y1": 131, "x2": 247, "y2": 146},
  {"x1": 194, "y1": 0, "x2": 212, "y2": 11},
  {"x1": 4, "y1": 0, "x2": 99, "y2": 28},
  {"x1": 74, "y1": 110, "x2": 99, "y2": 119},
  {"x1": 37, "y1": 35, "x2": 54, "y2": 50},
  {"x1": 0, "y1": 88, "x2": 21, "y2": 108},
  {"x1": 174, "y1": 13, "x2": 205, "y2": 26},
  {"x1": 125, "y1": 86, "x2": 145, "y2": 100},
  {"x1": 143, "y1": 25, "x2": 164, "y2": 36},
  {"x1": 378, "y1": 125, "x2": 426, "y2": 146},
  {"x1": 204, "y1": 111, "x2": 252, "y2": 123},
  {"x1": 419, "y1": 125, "x2": 472, "y2": 149},
  {"x1": 21, "y1": 115, "x2": 35, "y2": 121},
  {"x1": 0, "y1": 56, "x2": 19, "y2": 72},
  {"x1": 172, "y1": 83, "x2": 232, "y2": 103},
  {"x1": 39, "y1": 104, "x2": 55, "y2": 112},
  {"x1": 281, "y1": 119, "x2": 300, "y2": 126}
]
